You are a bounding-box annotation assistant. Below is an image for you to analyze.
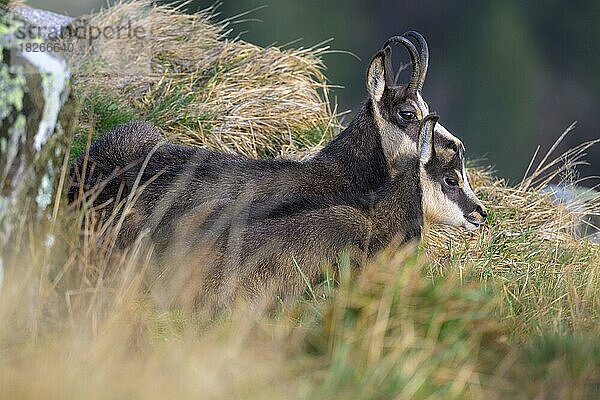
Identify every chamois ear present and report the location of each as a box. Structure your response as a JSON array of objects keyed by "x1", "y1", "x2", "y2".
[
  {"x1": 367, "y1": 47, "x2": 392, "y2": 102},
  {"x1": 419, "y1": 114, "x2": 439, "y2": 165}
]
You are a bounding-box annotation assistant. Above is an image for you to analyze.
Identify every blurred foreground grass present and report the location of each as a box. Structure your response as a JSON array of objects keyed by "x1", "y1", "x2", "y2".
[{"x1": 2, "y1": 1, "x2": 600, "y2": 398}]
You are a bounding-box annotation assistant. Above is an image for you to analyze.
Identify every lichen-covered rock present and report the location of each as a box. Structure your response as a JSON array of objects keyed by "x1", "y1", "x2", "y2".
[{"x1": 0, "y1": 11, "x2": 75, "y2": 276}]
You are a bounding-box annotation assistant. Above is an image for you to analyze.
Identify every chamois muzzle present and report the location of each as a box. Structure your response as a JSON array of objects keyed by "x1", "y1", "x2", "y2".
[{"x1": 464, "y1": 205, "x2": 488, "y2": 229}]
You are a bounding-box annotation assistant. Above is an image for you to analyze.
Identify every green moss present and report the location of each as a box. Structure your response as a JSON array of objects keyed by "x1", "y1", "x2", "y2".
[
  {"x1": 87, "y1": 94, "x2": 139, "y2": 134},
  {"x1": 298, "y1": 124, "x2": 331, "y2": 147},
  {"x1": 0, "y1": 19, "x2": 26, "y2": 119},
  {"x1": 71, "y1": 93, "x2": 139, "y2": 160},
  {"x1": 146, "y1": 85, "x2": 205, "y2": 128}
]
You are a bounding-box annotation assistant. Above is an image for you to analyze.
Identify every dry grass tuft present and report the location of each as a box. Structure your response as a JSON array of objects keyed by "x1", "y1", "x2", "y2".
[
  {"x1": 304, "y1": 248, "x2": 507, "y2": 398},
  {"x1": 66, "y1": 0, "x2": 337, "y2": 157},
  {"x1": 426, "y1": 128, "x2": 600, "y2": 336},
  {"x1": 0, "y1": 222, "x2": 296, "y2": 400}
]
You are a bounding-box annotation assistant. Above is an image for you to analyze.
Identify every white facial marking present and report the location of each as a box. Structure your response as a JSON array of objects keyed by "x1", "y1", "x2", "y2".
[
  {"x1": 420, "y1": 167, "x2": 466, "y2": 227},
  {"x1": 416, "y1": 92, "x2": 430, "y2": 116},
  {"x1": 460, "y1": 157, "x2": 480, "y2": 207},
  {"x1": 434, "y1": 123, "x2": 460, "y2": 144},
  {"x1": 372, "y1": 103, "x2": 418, "y2": 168},
  {"x1": 373, "y1": 93, "x2": 431, "y2": 167},
  {"x1": 420, "y1": 138, "x2": 485, "y2": 230}
]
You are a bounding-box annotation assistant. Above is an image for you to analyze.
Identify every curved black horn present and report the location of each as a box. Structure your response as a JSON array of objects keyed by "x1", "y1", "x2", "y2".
[
  {"x1": 402, "y1": 31, "x2": 429, "y2": 92},
  {"x1": 383, "y1": 36, "x2": 420, "y2": 93}
]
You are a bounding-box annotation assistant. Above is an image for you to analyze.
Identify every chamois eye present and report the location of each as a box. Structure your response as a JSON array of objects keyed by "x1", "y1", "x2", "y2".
[
  {"x1": 444, "y1": 177, "x2": 459, "y2": 187},
  {"x1": 398, "y1": 111, "x2": 417, "y2": 121}
]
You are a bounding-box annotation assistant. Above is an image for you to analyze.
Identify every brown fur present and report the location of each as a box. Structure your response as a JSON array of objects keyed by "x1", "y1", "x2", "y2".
[{"x1": 154, "y1": 116, "x2": 439, "y2": 313}]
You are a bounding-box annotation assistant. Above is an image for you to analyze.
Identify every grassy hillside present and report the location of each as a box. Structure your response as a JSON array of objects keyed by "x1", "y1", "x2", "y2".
[
  {"x1": 2, "y1": 1, "x2": 600, "y2": 398},
  {"x1": 66, "y1": 0, "x2": 336, "y2": 159}
]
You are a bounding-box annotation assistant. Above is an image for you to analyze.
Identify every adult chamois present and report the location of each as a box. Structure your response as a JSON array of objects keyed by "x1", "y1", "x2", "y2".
[{"x1": 70, "y1": 32, "x2": 487, "y2": 249}]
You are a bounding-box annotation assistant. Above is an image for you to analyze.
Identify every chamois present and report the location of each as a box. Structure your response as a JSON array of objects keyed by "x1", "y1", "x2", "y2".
[
  {"x1": 161, "y1": 115, "x2": 454, "y2": 311},
  {"x1": 70, "y1": 32, "x2": 487, "y2": 249}
]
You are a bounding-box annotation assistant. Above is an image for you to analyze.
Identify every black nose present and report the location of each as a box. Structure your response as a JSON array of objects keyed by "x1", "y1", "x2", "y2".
[{"x1": 477, "y1": 205, "x2": 487, "y2": 220}]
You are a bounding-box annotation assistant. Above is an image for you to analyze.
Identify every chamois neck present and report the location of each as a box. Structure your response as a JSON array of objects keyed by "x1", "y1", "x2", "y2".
[
  {"x1": 368, "y1": 157, "x2": 423, "y2": 253},
  {"x1": 313, "y1": 100, "x2": 390, "y2": 194}
]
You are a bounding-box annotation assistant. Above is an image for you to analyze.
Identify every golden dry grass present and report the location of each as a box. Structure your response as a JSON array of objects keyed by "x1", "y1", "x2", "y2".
[
  {"x1": 3, "y1": 133, "x2": 600, "y2": 399},
  {"x1": 66, "y1": 0, "x2": 337, "y2": 157}
]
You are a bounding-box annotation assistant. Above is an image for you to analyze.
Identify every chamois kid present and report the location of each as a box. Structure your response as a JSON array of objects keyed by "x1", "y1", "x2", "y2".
[{"x1": 70, "y1": 32, "x2": 486, "y2": 248}]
